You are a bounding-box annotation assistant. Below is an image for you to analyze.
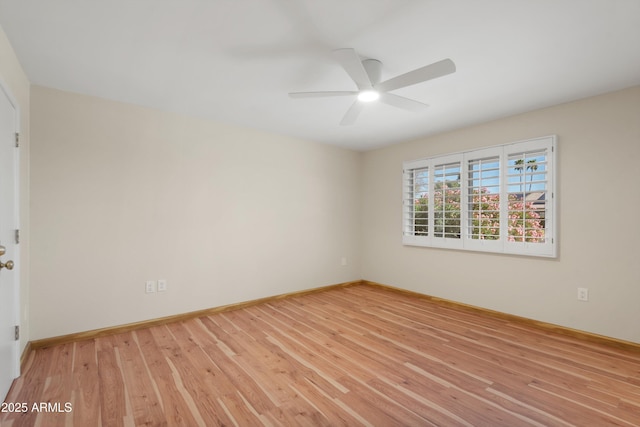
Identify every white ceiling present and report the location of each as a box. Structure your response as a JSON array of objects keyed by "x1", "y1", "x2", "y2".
[{"x1": 1, "y1": 0, "x2": 639, "y2": 151}]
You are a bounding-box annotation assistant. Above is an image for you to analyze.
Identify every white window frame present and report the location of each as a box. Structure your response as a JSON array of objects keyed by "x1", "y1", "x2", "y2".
[{"x1": 402, "y1": 136, "x2": 556, "y2": 258}]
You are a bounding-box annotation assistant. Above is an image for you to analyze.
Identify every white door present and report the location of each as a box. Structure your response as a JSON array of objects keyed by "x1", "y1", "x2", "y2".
[{"x1": 0, "y1": 85, "x2": 19, "y2": 401}]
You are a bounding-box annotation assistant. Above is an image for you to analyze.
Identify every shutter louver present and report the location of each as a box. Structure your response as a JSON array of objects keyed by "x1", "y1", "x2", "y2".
[
  {"x1": 403, "y1": 166, "x2": 429, "y2": 237},
  {"x1": 468, "y1": 156, "x2": 500, "y2": 240},
  {"x1": 433, "y1": 162, "x2": 461, "y2": 239},
  {"x1": 507, "y1": 149, "x2": 548, "y2": 243}
]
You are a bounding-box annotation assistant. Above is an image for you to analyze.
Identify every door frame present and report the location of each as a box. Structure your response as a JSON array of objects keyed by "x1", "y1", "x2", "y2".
[{"x1": 0, "y1": 77, "x2": 21, "y2": 382}]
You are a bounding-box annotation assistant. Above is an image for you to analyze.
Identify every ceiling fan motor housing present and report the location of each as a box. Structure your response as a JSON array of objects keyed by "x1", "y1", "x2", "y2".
[{"x1": 362, "y1": 59, "x2": 382, "y2": 85}]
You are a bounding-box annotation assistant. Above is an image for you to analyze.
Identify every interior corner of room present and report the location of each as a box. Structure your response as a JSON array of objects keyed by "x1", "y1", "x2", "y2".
[{"x1": 0, "y1": 2, "x2": 639, "y2": 418}]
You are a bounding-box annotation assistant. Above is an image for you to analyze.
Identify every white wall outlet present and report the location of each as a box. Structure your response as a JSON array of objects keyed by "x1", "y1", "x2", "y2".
[
  {"x1": 157, "y1": 279, "x2": 167, "y2": 292},
  {"x1": 341, "y1": 257, "x2": 347, "y2": 266},
  {"x1": 577, "y1": 287, "x2": 589, "y2": 301},
  {"x1": 145, "y1": 280, "x2": 156, "y2": 294}
]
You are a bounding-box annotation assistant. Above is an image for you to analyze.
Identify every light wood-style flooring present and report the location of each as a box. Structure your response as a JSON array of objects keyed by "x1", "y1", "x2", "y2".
[{"x1": 2, "y1": 284, "x2": 640, "y2": 426}]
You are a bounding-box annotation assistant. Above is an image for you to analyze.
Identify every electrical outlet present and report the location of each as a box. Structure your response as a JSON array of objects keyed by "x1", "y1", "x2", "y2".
[
  {"x1": 341, "y1": 257, "x2": 347, "y2": 266},
  {"x1": 145, "y1": 280, "x2": 156, "y2": 294},
  {"x1": 577, "y1": 287, "x2": 589, "y2": 301},
  {"x1": 157, "y1": 279, "x2": 167, "y2": 292}
]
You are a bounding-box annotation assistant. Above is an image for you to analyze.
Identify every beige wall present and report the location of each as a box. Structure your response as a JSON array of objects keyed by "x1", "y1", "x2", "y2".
[
  {"x1": 30, "y1": 86, "x2": 362, "y2": 339},
  {"x1": 361, "y1": 86, "x2": 640, "y2": 344},
  {"x1": 0, "y1": 26, "x2": 30, "y2": 353},
  {"x1": 11, "y1": 20, "x2": 640, "y2": 345},
  {"x1": 28, "y1": 85, "x2": 640, "y2": 344}
]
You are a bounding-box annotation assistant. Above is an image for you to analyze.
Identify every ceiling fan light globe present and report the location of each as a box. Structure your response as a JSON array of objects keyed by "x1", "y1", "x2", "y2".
[{"x1": 357, "y1": 90, "x2": 380, "y2": 102}]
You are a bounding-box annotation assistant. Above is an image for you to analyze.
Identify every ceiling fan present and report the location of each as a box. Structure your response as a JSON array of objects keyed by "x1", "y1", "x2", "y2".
[{"x1": 288, "y1": 48, "x2": 456, "y2": 125}]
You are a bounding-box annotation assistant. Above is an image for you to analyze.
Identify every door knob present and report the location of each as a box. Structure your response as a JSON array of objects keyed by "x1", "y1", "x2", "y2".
[
  {"x1": 0, "y1": 259, "x2": 14, "y2": 270},
  {"x1": 0, "y1": 245, "x2": 5, "y2": 256}
]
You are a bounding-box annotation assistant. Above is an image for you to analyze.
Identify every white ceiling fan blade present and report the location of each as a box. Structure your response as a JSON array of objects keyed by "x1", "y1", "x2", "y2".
[
  {"x1": 333, "y1": 48, "x2": 372, "y2": 90},
  {"x1": 289, "y1": 91, "x2": 357, "y2": 98},
  {"x1": 340, "y1": 100, "x2": 365, "y2": 126},
  {"x1": 379, "y1": 93, "x2": 429, "y2": 112},
  {"x1": 375, "y1": 58, "x2": 456, "y2": 92}
]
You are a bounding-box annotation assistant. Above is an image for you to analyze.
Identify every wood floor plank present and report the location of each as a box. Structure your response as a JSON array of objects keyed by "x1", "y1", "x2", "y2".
[
  {"x1": 96, "y1": 336, "x2": 128, "y2": 427},
  {"x1": 130, "y1": 328, "x2": 201, "y2": 427},
  {"x1": 71, "y1": 340, "x2": 101, "y2": 427},
  {"x1": 115, "y1": 332, "x2": 166, "y2": 426},
  {"x1": 151, "y1": 323, "x2": 233, "y2": 426},
  {"x1": 3, "y1": 284, "x2": 640, "y2": 426}
]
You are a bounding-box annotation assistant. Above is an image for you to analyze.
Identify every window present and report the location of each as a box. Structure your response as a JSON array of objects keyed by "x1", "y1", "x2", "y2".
[{"x1": 403, "y1": 136, "x2": 556, "y2": 257}]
